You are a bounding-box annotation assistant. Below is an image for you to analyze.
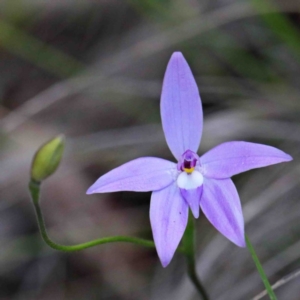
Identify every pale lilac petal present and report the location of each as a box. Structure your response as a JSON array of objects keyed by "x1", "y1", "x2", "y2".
[
  {"x1": 201, "y1": 141, "x2": 292, "y2": 179},
  {"x1": 87, "y1": 157, "x2": 176, "y2": 194},
  {"x1": 200, "y1": 178, "x2": 245, "y2": 247},
  {"x1": 180, "y1": 186, "x2": 202, "y2": 218},
  {"x1": 150, "y1": 183, "x2": 188, "y2": 267},
  {"x1": 161, "y1": 52, "x2": 203, "y2": 160}
]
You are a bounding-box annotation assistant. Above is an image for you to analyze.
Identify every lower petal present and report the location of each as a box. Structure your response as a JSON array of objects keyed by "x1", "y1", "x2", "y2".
[
  {"x1": 180, "y1": 187, "x2": 202, "y2": 218},
  {"x1": 200, "y1": 178, "x2": 245, "y2": 247},
  {"x1": 150, "y1": 183, "x2": 188, "y2": 267}
]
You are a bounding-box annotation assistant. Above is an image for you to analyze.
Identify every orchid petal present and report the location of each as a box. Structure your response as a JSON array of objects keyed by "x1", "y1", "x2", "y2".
[
  {"x1": 150, "y1": 183, "x2": 188, "y2": 267},
  {"x1": 180, "y1": 186, "x2": 202, "y2": 218},
  {"x1": 87, "y1": 157, "x2": 176, "y2": 194},
  {"x1": 201, "y1": 141, "x2": 292, "y2": 179},
  {"x1": 200, "y1": 178, "x2": 245, "y2": 247},
  {"x1": 161, "y1": 52, "x2": 203, "y2": 160}
]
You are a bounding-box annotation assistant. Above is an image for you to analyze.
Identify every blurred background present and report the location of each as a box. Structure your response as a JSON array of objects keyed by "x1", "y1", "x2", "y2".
[{"x1": 0, "y1": 0, "x2": 299, "y2": 299}]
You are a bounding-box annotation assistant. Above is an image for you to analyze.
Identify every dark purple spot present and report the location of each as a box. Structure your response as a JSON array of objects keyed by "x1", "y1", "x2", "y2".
[{"x1": 178, "y1": 149, "x2": 199, "y2": 171}]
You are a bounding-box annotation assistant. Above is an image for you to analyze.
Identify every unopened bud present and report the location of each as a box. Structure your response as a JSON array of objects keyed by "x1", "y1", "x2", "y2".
[{"x1": 31, "y1": 135, "x2": 65, "y2": 182}]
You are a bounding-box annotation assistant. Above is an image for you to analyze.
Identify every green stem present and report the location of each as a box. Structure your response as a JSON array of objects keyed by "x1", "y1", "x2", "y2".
[
  {"x1": 246, "y1": 234, "x2": 277, "y2": 300},
  {"x1": 182, "y1": 214, "x2": 209, "y2": 300},
  {"x1": 29, "y1": 180, "x2": 155, "y2": 252}
]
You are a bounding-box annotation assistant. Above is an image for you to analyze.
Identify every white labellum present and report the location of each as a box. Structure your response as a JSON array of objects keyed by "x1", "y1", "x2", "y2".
[{"x1": 177, "y1": 170, "x2": 203, "y2": 190}]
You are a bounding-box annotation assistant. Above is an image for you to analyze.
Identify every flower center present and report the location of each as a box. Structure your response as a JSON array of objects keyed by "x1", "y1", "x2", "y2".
[
  {"x1": 178, "y1": 149, "x2": 199, "y2": 173},
  {"x1": 176, "y1": 150, "x2": 203, "y2": 189}
]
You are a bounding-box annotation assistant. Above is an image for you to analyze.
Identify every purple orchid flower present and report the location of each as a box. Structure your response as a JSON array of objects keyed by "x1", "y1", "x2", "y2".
[{"x1": 87, "y1": 52, "x2": 292, "y2": 267}]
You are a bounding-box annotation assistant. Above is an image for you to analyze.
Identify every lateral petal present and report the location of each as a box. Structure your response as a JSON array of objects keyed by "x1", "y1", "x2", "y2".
[
  {"x1": 160, "y1": 52, "x2": 203, "y2": 160},
  {"x1": 180, "y1": 186, "x2": 202, "y2": 218},
  {"x1": 87, "y1": 157, "x2": 176, "y2": 194},
  {"x1": 200, "y1": 178, "x2": 245, "y2": 247},
  {"x1": 201, "y1": 141, "x2": 292, "y2": 179},
  {"x1": 150, "y1": 183, "x2": 188, "y2": 267}
]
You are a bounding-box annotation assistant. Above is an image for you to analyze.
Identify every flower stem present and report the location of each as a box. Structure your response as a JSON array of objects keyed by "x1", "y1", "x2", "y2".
[
  {"x1": 246, "y1": 234, "x2": 277, "y2": 300},
  {"x1": 29, "y1": 180, "x2": 155, "y2": 251},
  {"x1": 182, "y1": 214, "x2": 209, "y2": 300}
]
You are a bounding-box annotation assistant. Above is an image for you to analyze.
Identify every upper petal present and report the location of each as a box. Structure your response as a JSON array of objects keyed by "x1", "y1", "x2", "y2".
[
  {"x1": 160, "y1": 52, "x2": 203, "y2": 160},
  {"x1": 201, "y1": 141, "x2": 292, "y2": 179},
  {"x1": 150, "y1": 183, "x2": 188, "y2": 267},
  {"x1": 200, "y1": 178, "x2": 245, "y2": 247},
  {"x1": 87, "y1": 157, "x2": 176, "y2": 194}
]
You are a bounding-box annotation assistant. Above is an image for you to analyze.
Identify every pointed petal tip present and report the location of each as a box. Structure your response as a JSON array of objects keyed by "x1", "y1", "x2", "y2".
[
  {"x1": 156, "y1": 247, "x2": 173, "y2": 268},
  {"x1": 241, "y1": 242, "x2": 246, "y2": 248},
  {"x1": 86, "y1": 186, "x2": 95, "y2": 195},
  {"x1": 236, "y1": 238, "x2": 246, "y2": 248},
  {"x1": 169, "y1": 52, "x2": 187, "y2": 65},
  {"x1": 193, "y1": 210, "x2": 200, "y2": 219},
  {"x1": 158, "y1": 250, "x2": 175, "y2": 268},
  {"x1": 223, "y1": 233, "x2": 246, "y2": 248},
  {"x1": 277, "y1": 151, "x2": 293, "y2": 162},
  {"x1": 161, "y1": 258, "x2": 171, "y2": 268},
  {"x1": 171, "y1": 51, "x2": 183, "y2": 59},
  {"x1": 276, "y1": 152, "x2": 293, "y2": 163}
]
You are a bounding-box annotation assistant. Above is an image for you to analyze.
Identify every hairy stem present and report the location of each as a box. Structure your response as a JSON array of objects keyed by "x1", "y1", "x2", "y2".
[
  {"x1": 29, "y1": 180, "x2": 155, "y2": 252},
  {"x1": 182, "y1": 215, "x2": 210, "y2": 300},
  {"x1": 246, "y1": 234, "x2": 277, "y2": 300}
]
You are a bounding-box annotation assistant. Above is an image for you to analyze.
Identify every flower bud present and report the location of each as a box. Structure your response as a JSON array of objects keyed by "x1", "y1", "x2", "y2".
[{"x1": 31, "y1": 135, "x2": 65, "y2": 182}]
